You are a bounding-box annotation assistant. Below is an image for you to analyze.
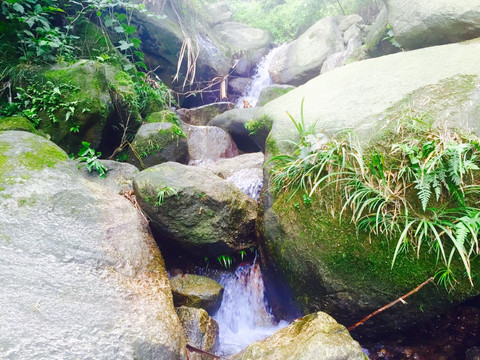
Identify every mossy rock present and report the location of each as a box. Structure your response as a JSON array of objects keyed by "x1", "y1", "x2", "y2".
[
  {"x1": 133, "y1": 162, "x2": 257, "y2": 257},
  {"x1": 257, "y1": 85, "x2": 296, "y2": 107},
  {"x1": 0, "y1": 131, "x2": 70, "y2": 192},
  {"x1": 258, "y1": 41, "x2": 480, "y2": 340},
  {"x1": 127, "y1": 122, "x2": 188, "y2": 169},
  {"x1": 34, "y1": 60, "x2": 140, "y2": 154},
  {"x1": 145, "y1": 110, "x2": 179, "y2": 125},
  {"x1": 176, "y1": 306, "x2": 219, "y2": 354},
  {"x1": 170, "y1": 275, "x2": 224, "y2": 314},
  {"x1": 233, "y1": 312, "x2": 366, "y2": 360},
  {"x1": 0, "y1": 116, "x2": 36, "y2": 133}
]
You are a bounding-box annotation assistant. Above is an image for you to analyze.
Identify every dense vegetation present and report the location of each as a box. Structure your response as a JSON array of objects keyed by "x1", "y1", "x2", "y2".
[
  {"x1": 205, "y1": 0, "x2": 381, "y2": 43},
  {"x1": 268, "y1": 101, "x2": 480, "y2": 290}
]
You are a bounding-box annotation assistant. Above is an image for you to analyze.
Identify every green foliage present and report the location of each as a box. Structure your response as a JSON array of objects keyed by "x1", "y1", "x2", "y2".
[
  {"x1": 382, "y1": 24, "x2": 402, "y2": 49},
  {"x1": 245, "y1": 114, "x2": 273, "y2": 135},
  {"x1": 1, "y1": 0, "x2": 79, "y2": 64},
  {"x1": 0, "y1": 80, "x2": 85, "y2": 131},
  {"x1": 217, "y1": 254, "x2": 233, "y2": 268},
  {"x1": 269, "y1": 110, "x2": 480, "y2": 289},
  {"x1": 228, "y1": 0, "x2": 378, "y2": 43},
  {"x1": 153, "y1": 186, "x2": 178, "y2": 206},
  {"x1": 77, "y1": 141, "x2": 107, "y2": 178}
]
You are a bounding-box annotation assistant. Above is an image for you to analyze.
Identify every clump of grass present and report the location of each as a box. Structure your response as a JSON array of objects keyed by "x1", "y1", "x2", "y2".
[{"x1": 268, "y1": 104, "x2": 480, "y2": 290}]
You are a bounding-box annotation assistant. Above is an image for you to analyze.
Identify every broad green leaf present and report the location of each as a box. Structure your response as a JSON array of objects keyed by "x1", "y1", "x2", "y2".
[
  {"x1": 125, "y1": 25, "x2": 136, "y2": 35},
  {"x1": 13, "y1": 3, "x2": 25, "y2": 14},
  {"x1": 117, "y1": 40, "x2": 133, "y2": 51},
  {"x1": 114, "y1": 26, "x2": 124, "y2": 33}
]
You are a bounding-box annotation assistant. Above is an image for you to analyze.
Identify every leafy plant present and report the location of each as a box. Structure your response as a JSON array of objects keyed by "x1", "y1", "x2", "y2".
[
  {"x1": 77, "y1": 141, "x2": 107, "y2": 178},
  {"x1": 382, "y1": 24, "x2": 402, "y2": 49},
  {"x1": 0, "y1": 80, "x2": 85, "y2": 130},
  {"x1": 154, "y1": 186, "x2": 178, "y2": 206},
  {"x1": 217, "y1": 254, "x2": 233, "y2": 269},
  {"x1": 1, "y1": 0, "x2": 79, "y2": 64},
  {"x1": 269, "y1": 111, "x2": 480, "y2": 289}
]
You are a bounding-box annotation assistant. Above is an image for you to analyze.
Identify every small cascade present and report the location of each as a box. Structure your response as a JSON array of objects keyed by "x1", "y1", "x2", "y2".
[
  {"x1": 213, "y1": 262, "x2": 288, "y2": 356},
  {"x1": 186, "y1": 125, "x2": 239, "y2": 166},
  {"x1": 226, "y1": 168, "x2": 263, "y2": 201},
  {"x1": 236, "y1": 45, "x2": 286, "y2": 108}
]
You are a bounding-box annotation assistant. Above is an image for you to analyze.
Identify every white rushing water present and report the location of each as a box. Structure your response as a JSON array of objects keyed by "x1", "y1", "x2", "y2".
[
  {"x1": 236, "y1": 45, "x2": 286, "y2": 108},
  {"x1": 213, "y1": 261, "x2": 289, "y2": 356}
]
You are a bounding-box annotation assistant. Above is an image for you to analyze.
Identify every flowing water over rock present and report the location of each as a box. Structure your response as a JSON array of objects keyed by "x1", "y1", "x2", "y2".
[
  {"x1": 236, "y1": 45, "x2": 286, "y2": 108},
  {"x1": 212, "y1": 262, "x2": 289, "y2": 356}
]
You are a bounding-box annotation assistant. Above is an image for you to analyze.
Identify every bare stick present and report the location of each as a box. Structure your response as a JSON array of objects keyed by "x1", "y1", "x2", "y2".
[
  {"x1": 347, "y1": 277, "x2": 434, "y2": 332},
  {"x1": 186, "y1": 344, "x2": 231, "y2": 360}
]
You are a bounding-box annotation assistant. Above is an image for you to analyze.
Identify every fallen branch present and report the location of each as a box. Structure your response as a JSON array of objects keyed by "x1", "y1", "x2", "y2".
[
  {"x1": 186, "y1": 344, "x2": 231, "y2": 360},
  {"x1": 347, "y1": 277, "x2": 434, "y2": 332}
]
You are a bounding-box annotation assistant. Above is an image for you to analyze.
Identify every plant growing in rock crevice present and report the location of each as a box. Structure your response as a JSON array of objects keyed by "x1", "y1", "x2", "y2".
[{"x1": 268, "y1": 110, "x2": 480, "y2": 289}]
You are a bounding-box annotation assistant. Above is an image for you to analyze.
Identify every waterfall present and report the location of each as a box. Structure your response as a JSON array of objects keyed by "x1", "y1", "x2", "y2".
[
  {"x1": 213, "y1": 262, "x2": 288, "y2": 356},
  {"x1": 236, "y1": 45, "x2": 285, "y2": 108}
]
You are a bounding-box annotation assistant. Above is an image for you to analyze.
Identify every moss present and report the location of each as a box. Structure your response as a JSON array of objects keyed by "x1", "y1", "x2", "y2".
[
  {"x1": 114, "y1": 71, "x2": 134, "y2": 87},
  {"x1": 0, "y1": 117, "x2": 36, "y2": 133},
  {"x1": 269, "y1": 190, "x2": 476, "y2": 315},
  {"x1": 265, "y1": 134, "x2": 279, "y2": 156},
  {"x1": 257, "y1": 87, "x2": 295, "y2": 107},
  {"x1": 245, "y1": 114, "x2": 273, "y2": 135},
  {"x1": 0, "y1": 136, "x2": 67, "y2": 187},
  {"x1": 145, "y1": 110, "x2": 179, "y2": 125}
]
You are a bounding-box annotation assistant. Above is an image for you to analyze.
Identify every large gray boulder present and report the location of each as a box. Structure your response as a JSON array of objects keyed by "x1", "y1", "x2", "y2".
[
  {"x1": 256, "y1": 40, "x2": 480, "y2": 338},
  {"x1": 133, "y1": 162, "x2": 257, "y2": 257},
  {"x1": 79, "y1": 159, "x2": 139, "y2": 194},
  {"x1": 185, "y1": 125, "x2": 239, "y2": 165},
  {"x1": 233, "y1": 312, "x2": 366, "y2": 360},
  {"x1": 385, "y1": 0, "x2": 480, "y2": 49},
  {"x1": 268, "y1": 17, "x2": 344, "y2": 86},
  {"x1": 0, "y1": 131, "x2": 186, "y2": 359},
  {"x1": 127, "y1": 122, "x2": 188, "y2": 169}
]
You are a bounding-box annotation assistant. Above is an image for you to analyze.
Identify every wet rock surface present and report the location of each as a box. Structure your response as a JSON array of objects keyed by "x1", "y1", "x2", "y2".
[
  {"x1": 0, "y1": 131, "x2": 186, "y2": 360},
  {"x1": 232, "y1": 311, "x2": 366, "y2": 360},
  {"x1": 133, "y1": 162, "x2": 257, "y2": 257},
  {"x1": 171, "y1": 275, "x2": 224, "y2": 314}
]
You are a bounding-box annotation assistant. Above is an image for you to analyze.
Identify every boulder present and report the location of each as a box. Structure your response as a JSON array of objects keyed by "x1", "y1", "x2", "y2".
[
  {"x1": 257, "y1": 85, "x2": 296, "y2": 107},
  {"x1": 208, "y1": 108, "x2": 258, "y2": 152},
  {"x1": 79, "y1": 160, "x2": 138, "y2": 194},
  {"x1": 185, "y1": 125, "x2": 239, "y2": 165},
  {"x1": 127, "y1": 122, "x2": 188, "y2": 169},
  {"x1": 205, "y1": 1, "x2": 233, "y2": 26},
  {"x1": 145, "y1": 110, "x2": 180, "y2": 124},
  {"x1": 233, "y1": 312, "x2": 366, "y2": 360},
  {"x1": 133, "y1": 162, "x2": 257, "y2": 257},
  {"x1": 28, "y1": 60, "x2": 141, "y2": 155},
  {"x1": 201, "y1": 153, "x2": 265, "y2": 201},
  {"x1": 171, "y1": 275, "x2": 224, "y2": 314},
  {"x1": 268, "y1": 17, "x2": 344, "y2": 86},
  {"x1": 206, "y1": 152, "x2": 265, "y2": 179},
  {"x1": 361, "y1": 5, "x2": 399, "y2": 58},
  {"x1": 228, "y1": 77, "x2": 252, "y2": 95},
  {"x1": 177, "y1": 103, "x2": 234, "y2": 126},
  {"x1": 339, "y1": 14, "x2": 364, "y2": 32},
  {"x1": 0, "y1": 131, "x2": 187, "y2": 359},
  {"x1": 176, "y1": 306, "x2": 219, "y2": 360},
  {"x1": 0, "y1": 116, "x2": 37, "y2": 133},
  {"x1": 213, "y1": 22, "x2": 272, "y2": 55},
  {"x1": 385, "y1": 0, "x2": 480, "y2": 50},
  {"x1": 257, "y1": 40, "x2": 480, "y2": 338}
]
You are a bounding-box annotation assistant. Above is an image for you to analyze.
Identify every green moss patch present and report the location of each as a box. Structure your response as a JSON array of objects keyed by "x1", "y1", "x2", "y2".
[
  {"x1": 145, "y1": 110, "x2": 179, "y2": 125},
  {"x1": 0, "y1": 117, "x2": 36, "y2": 133}
]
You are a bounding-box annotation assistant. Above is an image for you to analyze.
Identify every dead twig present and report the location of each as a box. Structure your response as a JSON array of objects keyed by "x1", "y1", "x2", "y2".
[
  {"x1": 347, "y1": 277, "x2": 434, "y2": 332},
  {"x1": 186, "y1": 344, "x2": 231, "y2": 360}
]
